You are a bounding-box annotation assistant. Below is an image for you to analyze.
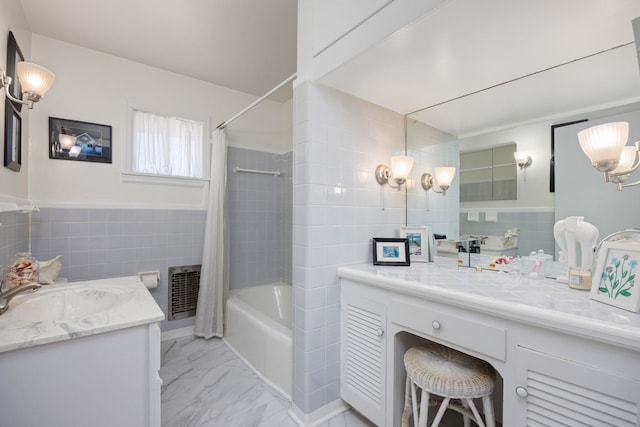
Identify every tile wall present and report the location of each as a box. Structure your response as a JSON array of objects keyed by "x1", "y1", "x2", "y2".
[
  {"x1": 28, "y1": 207, "x2": 206, "y2": 331},
  {"x1": 459, "y1": 211, "x2": 555, "y2": 257},
  {"x1": 292, "y1": 82, "x2": 406, "y2": 413},
  {"x1": 5, "y1": 147, "x2": 292, "y2": 331},
  {"x1": 227, "y1": 147, "x2": 293, "y2": 290},
  {"x1": 405, "y1": 118, "x2": 460, "y2": 239},
  {"x1": 0, "y1": 210, "x2": 30, "y2": 278}
]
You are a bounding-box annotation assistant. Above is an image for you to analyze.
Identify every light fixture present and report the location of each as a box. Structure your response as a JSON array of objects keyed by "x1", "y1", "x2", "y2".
[
  {"x1": 577, "y1": 122, "x2": 640, "y2": 190},
  {"x1": 514, "y1": 151, "x2": 532, "y2": 170},
  {"x1": 376, "y1": 155, "x2": 414, "y2": 190},
  {"x1": 0, "y1": 61, "x2": 55, "y2": 109},
  {"x1": 421, "y1": 167, "x2": 456, "y2": 195},
  {"x1": 58, "y1": 134, "x2": 77, "y2": 150}
]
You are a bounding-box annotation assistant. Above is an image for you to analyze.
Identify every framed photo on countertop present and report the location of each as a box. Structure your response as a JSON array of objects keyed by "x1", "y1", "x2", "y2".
[
  {"x1": 591, "y1": 239, "x2": 640, "y2": 313},
  {"x1": 373, "y1": 237, "x2": 410, "y2": 266},
  {"x1": 400, "y1": 226, "x2": 432, "y2": 263}
]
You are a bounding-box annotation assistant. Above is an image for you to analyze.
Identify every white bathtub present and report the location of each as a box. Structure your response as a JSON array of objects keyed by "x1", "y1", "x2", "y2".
[{"x1": 224, "y1": 283, "x2": 292, "y2": 398}]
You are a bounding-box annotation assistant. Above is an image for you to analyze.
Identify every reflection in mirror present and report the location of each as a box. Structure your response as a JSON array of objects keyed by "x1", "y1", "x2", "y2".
[
  {"x1": 460, "y1": 143, "x2": 516, "y2": 202},
  {"x1": 407, "y1": 42, "x2": 640, "y2": 259}
]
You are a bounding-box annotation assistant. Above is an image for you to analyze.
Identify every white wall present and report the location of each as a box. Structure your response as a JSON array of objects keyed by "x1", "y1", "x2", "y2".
[
  {"x1": 26, "y1": 35, "x2": 291, "y2": 209},
  {"x1": 226, "y1": 97, "x2": 292, "y2": 154},
  {"x1": 0, "y1": 1, "x2": 31, "y2": 204},
  {"x1": 459, "y1": 121, "x2": 555, "y2": 211}
]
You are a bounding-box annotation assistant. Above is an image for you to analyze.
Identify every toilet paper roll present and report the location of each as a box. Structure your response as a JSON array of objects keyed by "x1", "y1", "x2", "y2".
[{"x1": 138, "y1": 271, "x2": 160, "y2": 289}]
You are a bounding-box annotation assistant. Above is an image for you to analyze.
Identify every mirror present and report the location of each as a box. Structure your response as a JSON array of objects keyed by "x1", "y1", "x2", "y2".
[{"x1": 406, "y1": 41, "x2": 640, "y2": 258}]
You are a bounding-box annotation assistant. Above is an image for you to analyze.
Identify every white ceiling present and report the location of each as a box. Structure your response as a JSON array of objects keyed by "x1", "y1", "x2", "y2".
[
  {"x1": 19, "y1": 0, "x2": 297, "y2": 102},
  {"x1": 320, "y1": 0, "x2": 640, "y2": 137}
]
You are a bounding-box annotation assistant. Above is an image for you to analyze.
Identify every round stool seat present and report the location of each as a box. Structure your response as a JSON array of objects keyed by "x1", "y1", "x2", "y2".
[{"x1": 404, "y1": 343, "x2": 496, "y2": 399}]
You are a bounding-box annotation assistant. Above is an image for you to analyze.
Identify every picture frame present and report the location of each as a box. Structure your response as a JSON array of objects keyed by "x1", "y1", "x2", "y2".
[
  {"x1": 590, "y1": 240, "x2": 640, "y2": 312},
  {"x1": 4, "y1": 99, "x2": 21, "y2": 171},
  {"x1": 373, "y1": 238, "x2": 410, "y2": 266},
  {"x1": 49, "y1": 117, "x2": 112, "y2": 163},
  {"x1": 400, "y1": 226, "x2": 432, "y2": 263},
  {"x1": 6, "y1": 31, "x2": 25, "y2": 111}
]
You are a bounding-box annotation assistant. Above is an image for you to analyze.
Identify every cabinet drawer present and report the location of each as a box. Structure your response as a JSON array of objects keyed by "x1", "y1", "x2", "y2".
[{"x1": 391, "y1": 299, "x2": 506, "y2": 361}]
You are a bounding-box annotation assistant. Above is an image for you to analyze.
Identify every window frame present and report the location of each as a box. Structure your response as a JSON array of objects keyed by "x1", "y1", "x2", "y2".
[{"x1": 123, "y1": 105, "x2": 211, "y2": 187}]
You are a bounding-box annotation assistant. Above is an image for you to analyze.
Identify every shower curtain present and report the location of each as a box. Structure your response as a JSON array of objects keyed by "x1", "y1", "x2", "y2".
[{"x1": 195, "y1": 128, "x2": 229, "y2": 339}]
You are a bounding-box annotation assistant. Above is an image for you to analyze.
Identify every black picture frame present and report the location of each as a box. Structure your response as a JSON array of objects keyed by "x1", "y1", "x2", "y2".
[
  {"x1": 6, "y1": 31, "x2": 24, "y2": 111},
  {"x1": 4, "y1": 99, "x2": 21, "y2": 171},
  {"x1": 372, "y1": 238, "x2": 410, "y2": 266},
  {"x1": 49, "y1": 117, "x2": 112, "y2": 163},
  {"x1": 549, "y1": 119, "x2": 588, "y2": 192}
]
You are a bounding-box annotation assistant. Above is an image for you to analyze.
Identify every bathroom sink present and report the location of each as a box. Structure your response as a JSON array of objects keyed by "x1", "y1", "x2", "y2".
[{"x1": 0, "y1": 285, "x2": 125, "y2": 328}]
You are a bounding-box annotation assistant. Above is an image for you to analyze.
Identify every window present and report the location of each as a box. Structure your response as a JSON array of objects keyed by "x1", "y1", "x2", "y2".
[
  {"x1": 128, "y1": 109, "x2": 206, "y2": 180},
  {"x1": 460, "y1": 143, "x2": 516, "y2": 202}
]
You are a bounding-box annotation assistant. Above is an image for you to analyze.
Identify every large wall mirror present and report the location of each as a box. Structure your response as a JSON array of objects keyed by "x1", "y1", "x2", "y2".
[
  {"x1": 317, "y1": 1, "x2": 640, "y2": 258},
  {"x1": 406, "y1": 39, "x2": 640, "y2": 257}
]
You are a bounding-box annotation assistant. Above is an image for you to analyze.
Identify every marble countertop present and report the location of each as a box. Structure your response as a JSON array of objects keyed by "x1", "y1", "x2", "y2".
[
  {"x1": 0, "y1": 276, "x2": 164, "y2": 353},
  {"x1": 338, "y1": 258, "x2": 640, "y2": 350}
]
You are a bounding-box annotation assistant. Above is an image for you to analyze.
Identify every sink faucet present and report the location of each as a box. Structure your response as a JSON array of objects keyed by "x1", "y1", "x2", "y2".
[{"x1": 0, "y1": 281, "x2": 41, "y2": 315}]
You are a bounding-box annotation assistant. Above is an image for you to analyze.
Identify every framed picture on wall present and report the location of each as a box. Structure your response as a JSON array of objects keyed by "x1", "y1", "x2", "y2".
[
  {"x1": 590, "y1": 240, "x2": 640, "y2": 313},
  {"x1": 4, "y1": 99, "x2": 22, "y2": 171},
  {"x1": 400, "y1": 226, "x2": 432, "y2": 263},
  {"x1": 372, "y1": 238, "x2": 410, "y2": 266},
  {"x1": 49, "y1": 117, "x2": 112, "y2": 163},
  {"x1": 6, "y1": 31, "x2": 25, "y2": 111}
]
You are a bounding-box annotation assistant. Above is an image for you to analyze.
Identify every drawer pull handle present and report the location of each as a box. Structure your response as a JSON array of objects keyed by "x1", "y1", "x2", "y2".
[
  {"x1": 515, "y1": 387, "x2": 528, "y2": 398},
  {"x1": 376, "y1": 328, "x2": 384, "y2": 336},
  {"x1": 432, "y1": 321, "x2": 441, "y2": 330}
]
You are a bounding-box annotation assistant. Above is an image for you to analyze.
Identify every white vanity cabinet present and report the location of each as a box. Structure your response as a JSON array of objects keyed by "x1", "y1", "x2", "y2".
[
  {"x1": 340, "y1": 282, "x2": 388, "y2": 426},
  {"x1": 338, "y1": 263, "x2": 640, "y2": 427},
  {"x1": 1, "y1": 322, "x2": 162, "y2": 427},
  {"x1": 513, "y1": 345, "x2": 640, "y2": 426},
  {"x1": 0, "y1": 277, "x2": 164, "y2": 427}
]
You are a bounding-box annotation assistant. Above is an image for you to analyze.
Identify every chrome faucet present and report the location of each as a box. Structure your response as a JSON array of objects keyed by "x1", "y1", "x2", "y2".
[{"x1": 0, "y1": 281, "x2": 41, "y2": 315}]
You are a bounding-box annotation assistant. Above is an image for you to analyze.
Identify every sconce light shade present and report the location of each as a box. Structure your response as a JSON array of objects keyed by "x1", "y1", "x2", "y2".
[
  {"x1": 514, "y1": 151, "x2": 532, "y2": 169},
  {"x1": 376, "y1": 155, "x2": 415, "y2": 189},
  {"x1": 421, "y1": 167, "x2": 456, "y2": 195},
  {"x1": 578, "y1": 122, "x2": 628, "y2": 173},
  {"x1": 58, "y1": 134, "x2": 77, "y2": 150},
  {"x1": 16, "y1": 62, "x2": 55, "y2": 102},
  {"x1": 611, "y1": 146, "x2": 637, "y2": 175},
  {"x1": 434, "y1": 167, "x2": 456, "y2": 188},
  {"x1": 390, "y1": 155, "x2": 414, "y2": 184}
]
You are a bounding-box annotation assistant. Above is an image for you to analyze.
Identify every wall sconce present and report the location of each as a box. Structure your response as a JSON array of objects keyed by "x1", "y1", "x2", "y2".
[
  {"x1": 421, "y1": 167, "x2": 456, "y2": 195},
  {"x1": 514, "y1": 151, "x2": 532, "y2": 170},
  {"x1": 578, "y1": 122, "x2": 640, "y2": 190},
  {"x1": 0, "y1": 62, "x2": 55, "y2": 109},
  {"x1": 376, "y1": 155, "x2": 414, "y2": 190}
]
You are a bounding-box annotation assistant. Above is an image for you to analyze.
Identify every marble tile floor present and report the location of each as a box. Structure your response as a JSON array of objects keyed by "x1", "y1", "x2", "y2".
[{"x1": 160, "y1": 336, "x2": 468, "y2": 427}]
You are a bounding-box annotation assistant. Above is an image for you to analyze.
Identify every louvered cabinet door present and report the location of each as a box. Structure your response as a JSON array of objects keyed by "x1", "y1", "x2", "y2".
[
  {"x1": 340, "y1": 295, "x2": 387, "y2": 426},
  {"x1": 515, "y1": 346, "x2": 640, "y2": 426}
]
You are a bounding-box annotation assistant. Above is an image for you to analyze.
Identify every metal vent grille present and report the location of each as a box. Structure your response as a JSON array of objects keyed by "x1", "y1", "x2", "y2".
[{"x1": 168, "y1": 264, "x2": 201, "y2": 320}]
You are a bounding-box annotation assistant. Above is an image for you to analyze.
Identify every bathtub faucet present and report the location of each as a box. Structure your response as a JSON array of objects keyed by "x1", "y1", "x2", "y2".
[{"x1": 0, "y1": 281, "x2": 41, "y2": 315}]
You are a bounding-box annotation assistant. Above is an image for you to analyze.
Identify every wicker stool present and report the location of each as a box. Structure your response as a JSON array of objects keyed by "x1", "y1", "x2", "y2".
[{"x1": 402, "y1": 343, "x2": 496, "y2": 427}]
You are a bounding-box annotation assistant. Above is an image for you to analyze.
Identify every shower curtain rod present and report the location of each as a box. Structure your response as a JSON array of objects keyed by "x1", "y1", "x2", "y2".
[{"x1": 216, "y1": 72, "x2": 297, "y2": 130}]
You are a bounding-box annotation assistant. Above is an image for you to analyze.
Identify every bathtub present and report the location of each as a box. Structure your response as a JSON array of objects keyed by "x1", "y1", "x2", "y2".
[{"x1": 224, "y1": 283, "x2": 292, "y2": 398}]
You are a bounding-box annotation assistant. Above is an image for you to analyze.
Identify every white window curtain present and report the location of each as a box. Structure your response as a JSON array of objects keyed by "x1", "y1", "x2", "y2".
[
  {"x1": 195, "y1": 129, "x2": 229, "y2": 339},
  {"x1": 131, "y1": 110, "x2": 204, "y2": 177}
]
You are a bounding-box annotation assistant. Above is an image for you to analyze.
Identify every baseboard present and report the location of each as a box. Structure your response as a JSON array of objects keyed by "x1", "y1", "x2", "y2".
[
  {"x1": 288, "y1": 400, "x2": 350, "y2": 427},
  {"x1": 161, "y1": 325, "x2": 195, "y2": 341}
]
